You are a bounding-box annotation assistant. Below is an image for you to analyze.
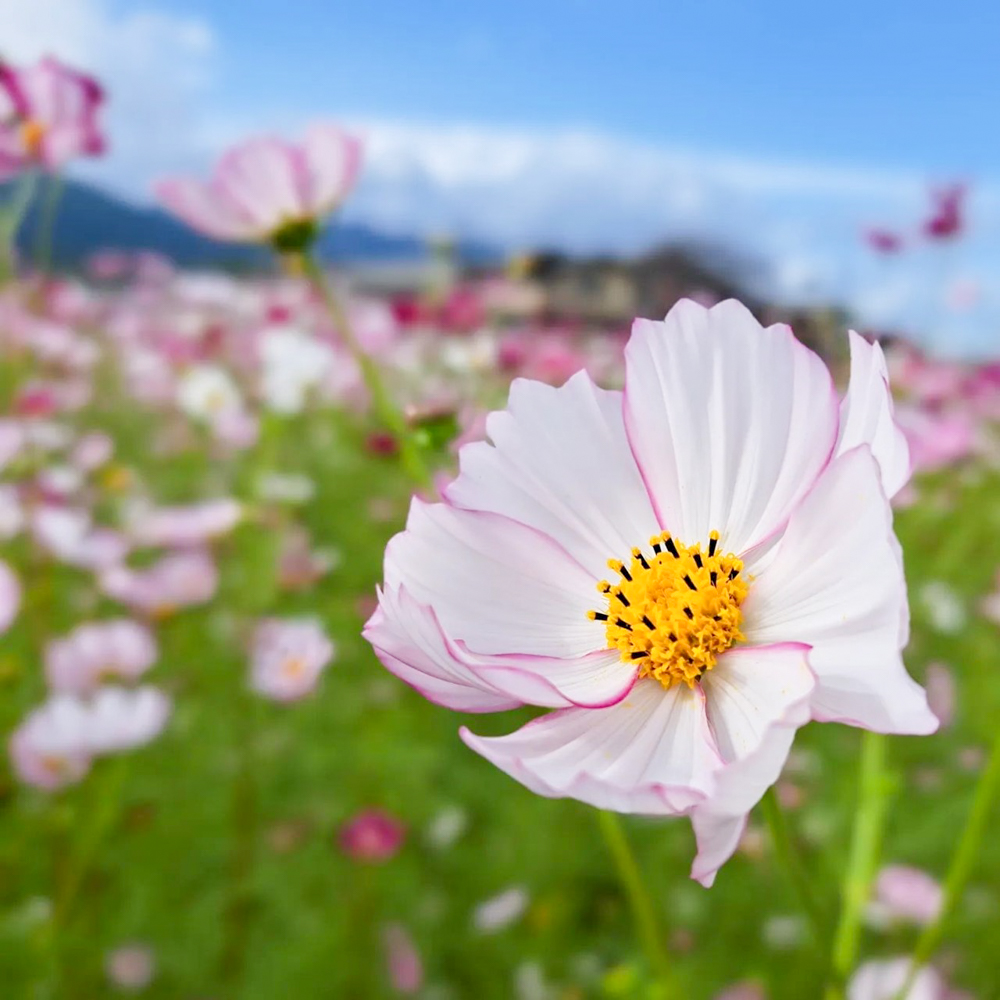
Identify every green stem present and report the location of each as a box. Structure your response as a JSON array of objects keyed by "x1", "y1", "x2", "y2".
[
  {"x1": 894, "y1": 727, "x2": 1000, "y2": 1000},
  {"x1": 596, "y1": 810, "x2": 675, "y2": 992},
  {"x1": 298, "y1": 251, "x2": 434, "y2": 491},
  {"x1": 829, "y1": 732, "x2": 890, "y2": 994},
  {"x1": 0, "y1": 171, "x2": 38, "y2": 282},
  {"x1": 33, "y1": 172, "x2": 63, "y2": 275},
  {"x1": 761, "y1": 786, "x2": 829, "y2": 947}
]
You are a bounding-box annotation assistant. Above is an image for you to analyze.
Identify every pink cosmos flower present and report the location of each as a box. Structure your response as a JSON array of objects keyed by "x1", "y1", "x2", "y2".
[
  {"x1": 100, "y1": 550, "x2": 218, "y2": 617},
  {"x1": 382, "y1": 923, "x2": 423, "y2": 994},
  {"x1": 249, "y1": 617, "x2": 334, "y2": 702},
  {"x1": 45, "y1": 619, "x2": 158, "y2": 694},
  {"x1": 32, "y1": 505, "x2": 129, "y2": 570},
  {"x1": 339, "y1": 809, "x2": 405, "y2": 863},
  {"x1": 0, "y1": 559, "x2": 19, "y2": 634},
  {"x1": 155, "y1": 124, "x2": 361, "y2": 249},
  {"x1": 848, "y1": 958, "x2": 946, "y2": 1000},
  {"x1": 894, "y1": 406, "x2": 976, "y2": 474},
  {"x1": 364, "y1": 300, "x2": 936, "y2": 886},
  {"x1": 0, "y1": 57, "x2": 105, "y2": 175},
  {"x1": 714, "y1": 984, "x2": 766, "y2": 1000},
  {"x1": 922, "y1": 184, "x2": 966, "y2": 241},
  {"x1": 864, "y1": 229, "x2": 903, "y2": 254},
  {"x1": 105, "y1": 943, "x2": 156, "y2": 991},
  {"x1": 869, "y1": 864, "x2": 944, "y2": 927},
  {"x1": 8, "y1": 686, "x2": 170, "y2": 790},
  {"x1": 924, "y1": 663, "x2": 956, "y2": 729},
  {"x1": 127, "y1": 498, "x2": 242, "y2": 548}
]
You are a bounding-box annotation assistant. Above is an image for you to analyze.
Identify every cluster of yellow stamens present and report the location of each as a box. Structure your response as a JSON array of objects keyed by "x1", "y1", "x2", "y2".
[
  {"x1": 588, "y1": 530, "x2": 748, "y2": 689},
  {"x1": 19, "y1": 119, "x2": 46, "y2": 158}
]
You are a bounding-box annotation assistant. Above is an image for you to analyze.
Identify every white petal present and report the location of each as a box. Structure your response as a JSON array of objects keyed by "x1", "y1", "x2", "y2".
[
  {"x1": 461, "y1": 678, "x2": 721, "y2": 814},
  {"x1": 742, "y1": 447, "x2": 937, "y2": 735},
  {"x1": 836, "y1": 331, "x2": 911, "y2": 499},
  {"x1": 384, "y1": 500, "x2": 600, "y2": 660},
  {"x1": 446, "y1": 372, "x2": 661, "y2": 579},
  {"x1": 623, "y1": 299, "x2": 839, "y2": 554},
  {"x1": 0, "y1": 559, "x2": 19, "y2": 634}
]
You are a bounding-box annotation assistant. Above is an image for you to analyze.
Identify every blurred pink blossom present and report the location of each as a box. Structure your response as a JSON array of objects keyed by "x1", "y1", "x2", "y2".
[
  {"x1": 714, "y1": 984, "x2": 767, "y2": 1000},
  {"x1": 100, "y1": 550, "x2": 218, "y2": 617},
  {"x1": 869, "y1": 864, "x2": 944, "y2": 927},
  {"x1": 45, "y1": 619, "x2": 158, "y2": 694},
  {"x1": 0, "y1": 559, "x2": 21, "y2": 634},
  {"x1": 128, "y1": 498, "x2": 242, "y2": 548},
  {"x1": 924, "y1": 663, "x2": 956, "y2": 729},
  {"x1": 848, "y1": 957, "x2": 946, "y2": 1000},
  {"x1": 894, "y1": 405, "x2": 976, "y2": 473},
  {"x1": 864, "y1": 229, "x2": 903, "y2": 254},
  {"x1": 382, "y1": 923, "x2": 423, "y2": 994},
  {"x1": 105, "y1": 943, "x2": 156, "y2": 991},
  {"x1": 923, "y1": 184, "x2": 966, "y2": 241},
  {"x1": 339, "y1": 809, "x2": 405, "y2": 863},
  {"x1": 249, "y1": 617, "x2": 334, "y2": 702},
  {"x1": 0, "y1": 57, "x2": 105, "y2": 175},
  {"x1": 156, "y1": 124, "x2": 360, "y2": 247}
]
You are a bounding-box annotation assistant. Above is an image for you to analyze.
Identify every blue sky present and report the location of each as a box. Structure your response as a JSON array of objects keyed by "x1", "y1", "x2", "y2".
[{"x1": 7, "y1": 0, "x2": 1000, "y2": 355}]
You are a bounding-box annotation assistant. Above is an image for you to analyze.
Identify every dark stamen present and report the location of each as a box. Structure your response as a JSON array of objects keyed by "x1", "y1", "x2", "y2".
[
  {"x1": 693, "y1": 553, "x2": 703, "y2": 568},
  {"x1": 635, "y1": 551, "x2": 650, "y2": 570},
  {"x1": 712, "y1": 615, "x2": 721, "y2": 622},
  {"x1": 683, "y1": 574, "x2": 697, "y2": 591},
  {"x1": 708, "y1": 535, "x2": 719, "y2": 557},
  {"x1": 710, "y1": 571, "x2": 718, "y2": 586},
  {"x1": 652, "y1": 541, "x2": 662, "y2": 554},
  {"x1": 683, "y1": 606, "x2": 694, "y2": 620},
  {"x1": 641, "y1": 615, "x2": 655, "y2": 629},
  {"x1": 630, "y1": 650, "x2": 649, "y2": 660},
  {"x1": 615, "y1": 618, "x2": 632, "y2": 630},
  {"x1": 592, "y1": 611, "x2": 608, "y2": 621},
  {"x1": 729, "y1": 568, "x2": 739, "y2": 580},
  {"x1": 619, "y1": 564, "x2": 632, "y2": 581},
  {"x1": 664, "y1": 536, "x2": 679, "y2": 558},
  {"x1": 668, "y1": 632, "x2": 678, "y2": 642},
  {"x1": 615, "y1": 591, "x2": 631, "y2": 607}
]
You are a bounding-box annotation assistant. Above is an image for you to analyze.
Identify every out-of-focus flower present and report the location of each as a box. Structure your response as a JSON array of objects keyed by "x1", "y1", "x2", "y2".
[
  {"x1": 105, "y1": 943, "x2": 156, "y2": 992},
  {"x1": 894, "y1": 405, "x2": 976, "y2": 474},
  {"x1": 32, "y1": 506, "x2": 129, "y2": 570},
  {"x1": 249, "y1": 617, "x2": 334, "y2": 702},
  {"x1": 924, "y1": 663, "x2": 956, "y2": 729},
  {"x1": 85, "y1": 686, "x2": 172, "y2": 754},
  {"x1": 868, "y1": 864, "x2": 944, "y2": 928},
  {"x1": 919, "y1": 581, "x2": 966, "y2": 635},
  {"x1": 176, "y1": 365, "x2": 243, "y2": 425},
  {"x1": 864, "y1": 229, "x2": 903, "y2": 254},
  {"x1": 366, "y1": 301, "x2": 935, "y2": 886},
  {"x1": 127, "y1": 498, "x2": 242, "y2": 548},
  {"x1": 100, "y1": 550, "x2": 218, "y2": 617},
  {"x1": 382, "y1": 923, "x2": 423, "y2": 994},
  {"x1": 258, "y1": 472, "x2": 316, "y2": 506},
  {"x1": 71, "y1": 432, "x2": 114, "y2": 472},
  {"x1": 473, "y1": 886, "x2": 529, "y2": 933},
  {"x1": 0, "y1": 560, "x2": 20, "y2": 634},
  {"x1": 848, "y1": 957, "x2": 946, "y2": 1000},
  {"x1": 155, "y1": 124, "x2": 360, "y2": 250},
  {"x1": 277, "y1": 527, "x2": 337, "y2": 591},
  {"x1": 922, "y1": 184, "x2": 966, "y2": 241},
  {"x1": 0, "y1": 57, "x2": 105, "y2": 176},
  {"x1": 259, "y1": 326, "x2": 336, "y2": 413},
  {"x1": 425, "y1": 804, "x2": 469, "y2": 850},
  {"x1": 981, "y1": 572, "x2": 1000, "y2": 626},
  {"x1": 339, "y1": 808, "x2": 405, "y2": 863},
  {"x1": 45, "y1": 620, "x2": 158, "y2": 694},
  {"x1": 714, "y1": 983, "x2": 767, "y2": 1000}
]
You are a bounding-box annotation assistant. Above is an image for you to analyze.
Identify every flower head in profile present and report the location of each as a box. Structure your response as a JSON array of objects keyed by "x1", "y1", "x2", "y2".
[
  {"x1": 249, "y1": 617, "x2": 334, "y2": 702},
  {"x1": 155, "y1": 124, "x2": 360, "y2": 252},
  {"x1": 364, "y1": 300, "x2": 937, "y2": 886},
  {"x1": 0, "y1": 57, "x2": 105, "y2": 176},
  {"x1": 45, "y1": 618, "x2": 158, "y2": 694}
]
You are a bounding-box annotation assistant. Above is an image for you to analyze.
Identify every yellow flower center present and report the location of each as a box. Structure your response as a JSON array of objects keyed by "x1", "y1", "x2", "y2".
[
  {"x1": 588, "y1": 530, "x2": 748, "y2": 689},
  {"x1": 20, "y1": 118, "x2": 46, "y2": 157}
]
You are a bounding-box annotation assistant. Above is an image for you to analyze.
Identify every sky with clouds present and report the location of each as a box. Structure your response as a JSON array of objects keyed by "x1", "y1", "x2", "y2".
[{"x1": 5, "y1": 0, "x2": 1000, "y2": 357}]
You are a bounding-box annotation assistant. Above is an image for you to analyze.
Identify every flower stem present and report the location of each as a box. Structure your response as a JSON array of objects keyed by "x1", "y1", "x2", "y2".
[
  {"x1": 0, "y1": 171, "x2": 38, "y2": 282},
  {"x1": 829, "y1": 731, "x2": 890, "y2": 992},
  {"x1": 596, "y1": 810, "x2": 675, "y2": 992},
  {"x1": 33, "y1": 172, "x2": 63, "y2": 275},
  {"x1": 760, "y1": 786, "x2": 829, "y2": 947},
  {"x1": 298, "y1": 251, "x2": 434, "y2": 491},
  {"x1": 893, "y1": 726, "x2": 1000, "y2": 999}
]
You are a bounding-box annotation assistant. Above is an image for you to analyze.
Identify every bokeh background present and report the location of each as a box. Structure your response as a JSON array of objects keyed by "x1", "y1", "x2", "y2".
[{"x1": 1, "y1": 2, "x2": 999, "y2": 999}]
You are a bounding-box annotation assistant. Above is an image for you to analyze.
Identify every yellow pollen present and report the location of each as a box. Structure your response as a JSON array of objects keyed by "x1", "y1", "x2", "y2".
[
  {"x1": 20, "y1": 118, "x2": 45, "y2": 157},
  {"x1": 281, "y1": 656, "x2": 307, "y2": 680},
  {"x1": 588, "y1": 530, "x2": 748, "y2": 689}
]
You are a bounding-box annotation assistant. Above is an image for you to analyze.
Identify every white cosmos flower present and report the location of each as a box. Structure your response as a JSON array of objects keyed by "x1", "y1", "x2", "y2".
[
  {"x1": 364, "y1": 300, "x2": 937, "y2": 886},
  {"x1": 176, "y1": 365, "x2": 242, "y2": 424},
  {"x1": 259, "y1": 326, "x2": 335, "y2": 414}
]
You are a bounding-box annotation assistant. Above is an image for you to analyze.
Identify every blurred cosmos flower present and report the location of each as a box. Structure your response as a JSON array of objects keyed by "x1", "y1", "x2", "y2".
[
  {"x1": 155, "y1": 124, "x2": 360, "y2": 251},
  {"x1": 339, "y1": 808, "x2": 405, "y2": 863},
  {"x1": 0, "y1": 57, "x2": 105, "y2": 176},
  {"x1": 473, "y1": 886, "x2": 529, "y2": 933},
  {"x1": 31, "y1": 505, "x2": 129, "y2": 570},
  {"x1": 381, "y1": 923, "x2": 424, "y2": 994},
  {"x1": 176, "y1": 364, "x2": 243, "y2": 425},
  {"x1": 924, "y1": 662, "x2": 956, "y2": 729},
  {"x1": 714, "y1": 983, "x2": 767, "y2": 1000},
  {"x1": 0, "y1": 560, "x2": 20, "y2": 634},
  {"x1": 127, "y1": 498, "x2": 242, "y2": 548},
  {"x1": 9, "y1": 686, "x2": 171, "y2": 790},
  {"x1": 45, "y1": 619, "x2": 158, "y2": 694},
  {"x1": 258, "y1": 325, "x2": 336, "y2": 414},
  {"x1": 922, "y1": 183, "x2": 966, "y2": 241},
  {"x1": 864, "y1": 229, "x2": 903, "y2": 255},
  {"x1": 105, "y1": 943, "x2": 156, "y2": 992},
  {"x1": 365, "y1": 300, "x2": 937, "y2": 885},
  {"x1": 867, "y1": 864, "x2": 943, "y2": 928},
  {"x1": 100, "y1": 550, "x2": 218, "y2": 617},
  {"x1": 848, "y1": 958, "x2": 946, "y2": 1000},
  {"x1": 249, "y1": 617, "x2": 334, "y2": 702}
]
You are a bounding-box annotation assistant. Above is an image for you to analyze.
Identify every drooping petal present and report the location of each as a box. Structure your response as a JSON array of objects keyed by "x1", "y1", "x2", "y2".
[
  {"x1": 446, "y1": 371, "x2": 661, "y2": 579},
  {"x1": 742, "y1": 447, "x2": 937, "y2": 735},
  {"x1": 623, "y1": 299, "x2": 839, "y2": 554},
  {"x1": 461, "y1": 679, "x2": 721, "y2": 814},
  {"x1": 384, "y1": 500, "x2": 600, "y2": 661},
  {"x1": 836, "y1": 331, "x2": 910, "y2": 499}
]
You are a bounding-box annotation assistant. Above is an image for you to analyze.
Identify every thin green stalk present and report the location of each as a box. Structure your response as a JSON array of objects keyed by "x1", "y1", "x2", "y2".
[
  {"x1": 761, "y1": 786, "x2": 829, "y2": 948},
  {"x1": 298, "y1": 251, "x2": 434, "y2": 491},
  {"x1": 829, "y1": 732, "x2": 890, "y2": 994},
  {"x1": 596, "y1": 810, "x2": 675, "y2": 993},
  {"x1": 33, "y1": 172, "x2": 63, "y2": 275},
  {"x1": 894, "y1": 727, "x2": 1000, "y2": 1000},
  {"x1": 0, "y1": 170, "x2": 38, "y2": 281}
]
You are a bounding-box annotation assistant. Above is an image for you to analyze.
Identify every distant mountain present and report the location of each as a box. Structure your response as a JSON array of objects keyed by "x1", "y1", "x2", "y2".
[{"x1": 2, "y1": 177, "x2": 499, "y2": 270}]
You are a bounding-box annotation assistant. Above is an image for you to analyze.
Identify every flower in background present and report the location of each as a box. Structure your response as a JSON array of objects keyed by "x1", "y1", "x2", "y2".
[
  {"x1": 249, "y1": 617, "x2": 334, "y2": 702},
  {"x1": 381, "y1": 923, "x2": 423, "y2": 994},
  {"x1": 0, "y1": 560, "x2": 20, "y2": 634},
  {"x1": 127, "y1": 498, "x2": 242, "y2": 548},
  {"x1": 8, "y1": 686, "x2": 170, "y2": 790},
  {"x1": 924, "y1": 662, "x2": 956, "y2": 729},
  {"x1": 258, "y1": 326, "x2": 336, "y2": 414},
  {"x1": 864, "y1": 229, "x2": 903, "y2": 254},
  {"x1": 176, "y1": 365, "x2": 243, "y2": 425},
  {"x1": 100, "y1": 550, "x2": 219, "y2": 617},
  {"x1": 45, "y1": 619, "x2": 158, "y2": 695},
  {"x1": 105, "y1": 943, "x2": 156, "y2": 992},
  {"x1": 339, "y1": 809, "x2": 405, "y2": 863},
  {"x1": 473, "y1": 886, "x2": 529, "y2": 933},
  {"x1": 922, "y1": 183, "x2": 966, "y2": 241},
  {"x1": 31, "y1": 506, "x2": 129, "y2": 571},
  {"x1": 0, "y1": 57, "x2": 105, "y2": 176},
  {"x1": 155, "y1": 124, "x2": 361, "y2": 251},
  {"x1": 867, "y1": 864, "x2": 944, "y2": 928},
  {"x1": 848, "y1": 957, "x2": 946, "y2": 1000},
  {"x1": 366, "y1": 300, "x2": 936, "y2": 886}
]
